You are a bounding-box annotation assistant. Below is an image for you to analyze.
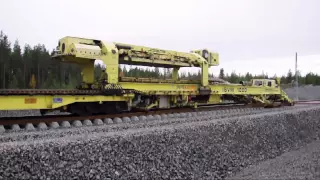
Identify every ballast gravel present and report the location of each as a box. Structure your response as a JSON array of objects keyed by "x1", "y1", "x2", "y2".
[
  {"x1": 25, "y1": 123, "x2": 35, "y2": 131},
  {"x1": 0, "y1": 110, "x2": 41, "y2": 117},
  {"x1": 0, "y1": 109, "x2": 70, "y2": 117},
  {"x1": 104, "y1": 118, "x2": 113, "y2": 124},
  {"x1": 37, "y1": 122, "x2": 48, "y2": 130},
  {"x1": 61, "y1": 121, "x2": 71, "y2": 128},
  {"x1": 10, "y1": 124, "x2": 20, "y2": 131},
  {"x1": 49, "y1": 122, "x2": 59, "y2": 129},
  {"x1": 0, "y1": 125, "x2": 5, "y2": 133},
  {"x1": 0, "y1": 106, "x2": 320, "y2": 179},
  {"x1": 93, "y1": 119, "x2": 104, "y2": 125},
  {"x1": 227, "y1": 140, "x2": 320, "y2": 180}
]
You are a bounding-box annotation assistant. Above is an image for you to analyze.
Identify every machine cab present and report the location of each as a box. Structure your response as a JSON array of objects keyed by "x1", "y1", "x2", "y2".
[{"x1": 251, "y1": 79, "x2": 278, "y2": 88}]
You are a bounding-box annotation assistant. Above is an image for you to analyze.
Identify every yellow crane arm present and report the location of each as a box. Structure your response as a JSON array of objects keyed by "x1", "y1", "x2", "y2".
[
  {"x1": 53, "y1": 36, "x2": 219, "y2": 68},
  {"x1": 52, "y1": 36, "x2": 219, "y2": 87},
  {"x1": 115, "y1": 42, "x2": 219, "y2": 68}
]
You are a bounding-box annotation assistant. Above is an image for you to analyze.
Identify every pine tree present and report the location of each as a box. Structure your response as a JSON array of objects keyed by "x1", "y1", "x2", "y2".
[
  {"x1": 9, "y1": 74, "x2": 18, "y2": 88},
  {"x1": 11, "y1": 40, "x2": 23, "y2": 88},
  {"x1": 245, "y1": 72, "x2": 252, "y2": 81},
  {"x1": 29, "y1": 74, "x2": 36, "y2": 89},
  {"x1": 154, "y1": 67, "x2": 160, "y2": 78},
  {"x1": 229, "y1": 71, "x2": 238, "y2": 83},
  {"x1": 218, "y1": 68, "x2": 225, "y2": 79},
  {"x1": 286, "y1": 69, "x2": 293, "y2": 84},
  {"x1": 0, "y1": 31, "x2": 12, "y2": 89},
  {"x1": 123, "y1": 66, "x2": 127, "y2": 76}
]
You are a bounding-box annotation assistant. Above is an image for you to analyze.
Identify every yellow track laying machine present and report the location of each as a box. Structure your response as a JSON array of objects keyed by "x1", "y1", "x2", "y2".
[{"x1": 0, "y1": 36, "x2": 294, "y2": 115}]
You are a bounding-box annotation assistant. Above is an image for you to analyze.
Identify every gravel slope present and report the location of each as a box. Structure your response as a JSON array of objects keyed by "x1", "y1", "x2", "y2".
[
  {"x1": 0, "y1": 106, "x2": 319, "y2": 179},
  {"x1": 227, "y1": 140, "x2": 320, "y2": 180}
]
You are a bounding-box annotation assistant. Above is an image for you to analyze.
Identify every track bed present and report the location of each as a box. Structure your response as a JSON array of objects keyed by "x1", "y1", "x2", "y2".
[{"x1": 0, "y1": 105, "x2": 319, "y2": 179}]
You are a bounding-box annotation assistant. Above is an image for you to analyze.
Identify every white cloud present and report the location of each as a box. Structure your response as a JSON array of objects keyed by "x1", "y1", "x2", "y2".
[
  {"x1": 209, "y1": 54, "x2": 320, "y2": 77},
  {"x1": 0, "y1": 0, "x2": 319, "y2": 76}
]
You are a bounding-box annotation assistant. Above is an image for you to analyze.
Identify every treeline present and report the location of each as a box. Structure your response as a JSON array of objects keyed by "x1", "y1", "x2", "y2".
[
  {"x1": 0, "y1": 31, "x2": 82, "y2": 89},
  {"x1": 121, "y1": 67, "x2": 320, "y2": 86},
  {"x1": 216, "y1": 68, "x2": 320, "y2": 86},
  {"x1": 0, "y1": 30, "x2": 319, "y2": 89}
]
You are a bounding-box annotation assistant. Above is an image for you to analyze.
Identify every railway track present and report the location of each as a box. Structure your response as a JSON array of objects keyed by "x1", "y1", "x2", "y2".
[
  {"x1": 0, "y1": 104, "x2": 300, "y2": 144},
  {"x1": 0, "y1": 103, "x2": 319, "y2": 180},
  {"x1": 0, "y1": 103, "x2": 244, "y2": 125},
  {"x1": 0, "y1": 100, "x2": 316, "y2": 133},
  {"x1": 0, "y1": 103, "x2": 296, "y2": 133},
  {"x1": 0, "y1": 104, "x2": 250, "y2": 131}
]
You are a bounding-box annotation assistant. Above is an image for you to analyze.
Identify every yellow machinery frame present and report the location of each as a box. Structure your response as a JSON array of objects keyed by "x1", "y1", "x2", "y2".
[{"x1": 0, "y1": 36, "x2": 293, "y2": 113}]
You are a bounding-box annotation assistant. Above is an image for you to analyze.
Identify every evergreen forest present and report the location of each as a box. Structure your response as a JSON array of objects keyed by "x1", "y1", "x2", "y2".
[{"x1": 0, "y1": 31, "x2": 319, "y2": 89}]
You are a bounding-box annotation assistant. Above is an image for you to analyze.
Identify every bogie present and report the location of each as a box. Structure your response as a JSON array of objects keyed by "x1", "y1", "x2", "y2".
[{"x1": 67, "y1": 102, "x2": 129, "y2": 116}]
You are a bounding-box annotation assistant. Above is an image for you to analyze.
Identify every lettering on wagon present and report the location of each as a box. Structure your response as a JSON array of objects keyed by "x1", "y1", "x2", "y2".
[{"x1": 222, "y1": 87, "x2": 234, "y2": 93}]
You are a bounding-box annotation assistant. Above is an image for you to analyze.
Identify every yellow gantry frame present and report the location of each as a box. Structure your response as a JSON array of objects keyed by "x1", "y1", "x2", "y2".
[{"x1": 53, "y1": 36, "x2": 219, "y2": 87}]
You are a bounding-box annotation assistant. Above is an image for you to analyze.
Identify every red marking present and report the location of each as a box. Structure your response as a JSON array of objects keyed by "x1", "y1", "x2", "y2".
[{"x1": 25, "y1": 97, "x2": 37, "y2": 104}]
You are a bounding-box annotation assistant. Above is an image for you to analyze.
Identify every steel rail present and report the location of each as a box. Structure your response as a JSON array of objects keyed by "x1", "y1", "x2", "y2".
[
  {"x1": 3, "y1": 100, "x2": 319, "y2": 128},
  {"x1": 0, "y1": 103, "x2": 255, "y2": 126}
]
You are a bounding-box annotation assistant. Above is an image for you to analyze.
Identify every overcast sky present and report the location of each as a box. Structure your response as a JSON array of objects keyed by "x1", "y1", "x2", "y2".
[{"x1": 0, "y1": 0, "x2": 319, "y2": 76}]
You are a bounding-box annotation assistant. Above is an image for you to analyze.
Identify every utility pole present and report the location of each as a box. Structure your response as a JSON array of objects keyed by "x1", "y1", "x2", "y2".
[{"x1": 295, "y1": 52, "x2": 299, "y2": 101}]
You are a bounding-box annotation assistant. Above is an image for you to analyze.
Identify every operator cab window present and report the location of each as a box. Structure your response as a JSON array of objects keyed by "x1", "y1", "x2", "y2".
[
  {"x1": 267, "y1": 81, "x2": 272, "y2": 87},
  {"x1": 254, "y1": 80, "x2": 263, "y2": 86}
]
